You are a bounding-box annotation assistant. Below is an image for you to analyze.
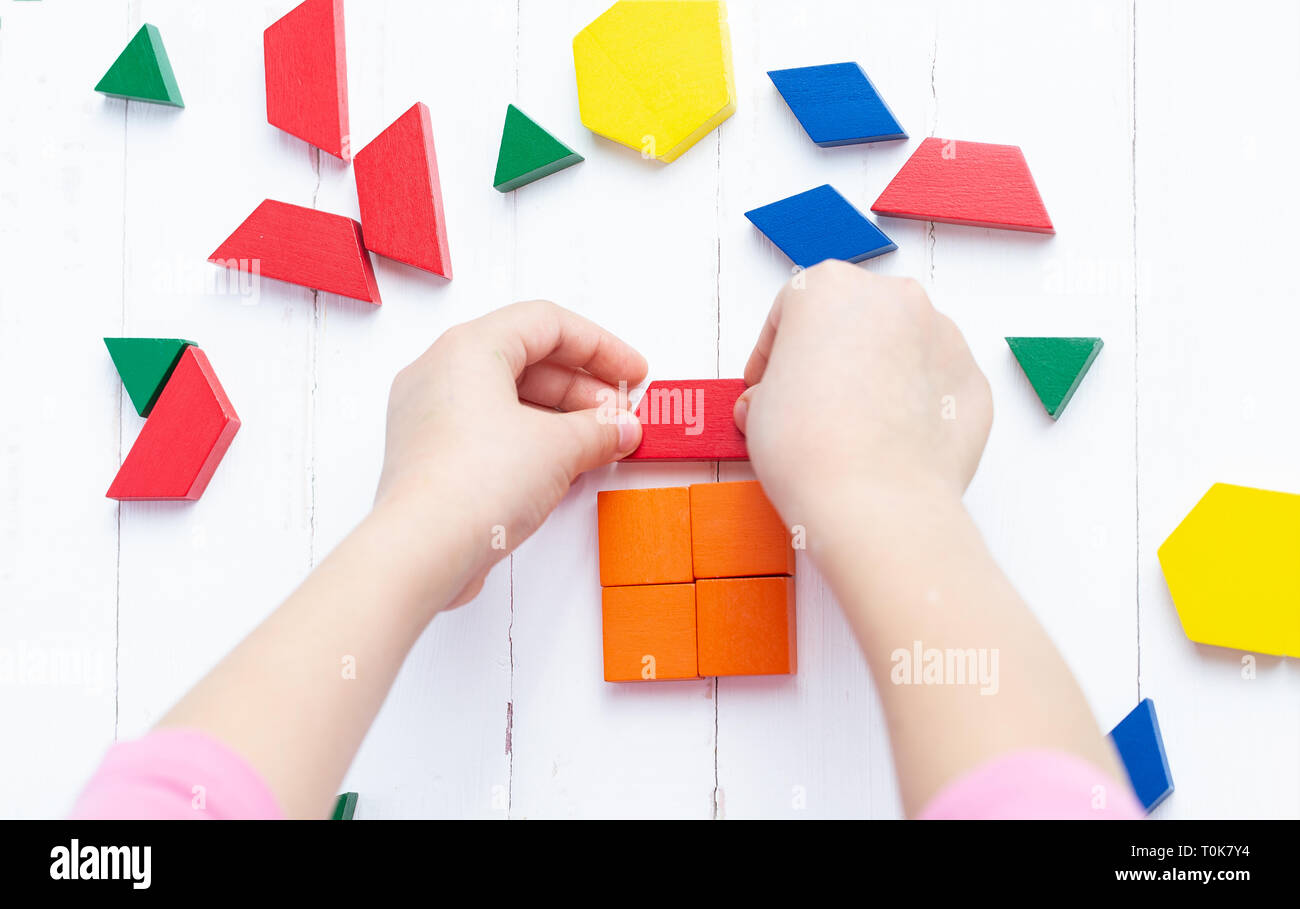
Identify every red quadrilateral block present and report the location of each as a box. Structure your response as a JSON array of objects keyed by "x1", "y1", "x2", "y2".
[
  {"x1": 264, "y1": 0, "x2": 351, "y2": 160},
  {"x1": 354, "y1": 102, "x2": 452, "y2": 278},
  {"x1": 626, "y1": 378, "x2": 748, "y2": 461}
]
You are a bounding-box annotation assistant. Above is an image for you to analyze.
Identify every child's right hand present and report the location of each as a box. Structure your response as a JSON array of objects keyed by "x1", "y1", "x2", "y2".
[{"x1": 734, "y1": 260, "x2": 993, "y2": 530}]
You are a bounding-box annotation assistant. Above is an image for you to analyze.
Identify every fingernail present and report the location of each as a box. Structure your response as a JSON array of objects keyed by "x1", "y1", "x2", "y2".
[
  {"x1": 616, "y1": 412, "x2": 641, "y2": 454},
  {"x1": 733, "y1": 394, "x2": 749, "y2": 434}
]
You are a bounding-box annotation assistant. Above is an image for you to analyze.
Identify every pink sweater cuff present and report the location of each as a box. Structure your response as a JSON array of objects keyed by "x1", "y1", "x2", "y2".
[
  {"x1": 69, "y1": 728, "x2": 283, "y2": 820},
  {"x1": 918, "y1": 748, "x2": 1145, "y2": 819}
]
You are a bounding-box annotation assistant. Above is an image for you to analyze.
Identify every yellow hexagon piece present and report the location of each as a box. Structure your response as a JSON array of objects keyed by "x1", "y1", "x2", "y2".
[
  {"x1": 573, "y1": 0, "x2": 736, "y2": 163},
  {"x1": 1157, "y1": 483, "x2": 1300, "y2": 657}
]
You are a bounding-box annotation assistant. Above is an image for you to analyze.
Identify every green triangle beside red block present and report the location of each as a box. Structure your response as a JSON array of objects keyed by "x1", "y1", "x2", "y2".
[
  {"x1": 1006, "y1": 337, "x2": 1103, "y2": 420},
  {"x1": 95, "y1": 24, "x2": 184, "y2": 108},
  {"x1": 493, "y1": 104, "x2": 583, "y2": 192},
  {"x1": 104, "y1": 338, "x2": 194, "y2": 417}
]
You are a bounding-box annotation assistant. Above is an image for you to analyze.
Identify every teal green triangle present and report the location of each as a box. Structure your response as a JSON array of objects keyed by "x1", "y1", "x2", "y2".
[
  {"x1": 95, "y1": 24, "x2": 184, "y2": 107},
  {"x1": 493, "y1": 104, "x2": 583, "y2": 192},
  {"x1": 1006, "y1": 337, "x2": 1103, "y2": 420},
  {"x1": 104, "y1": 338, "x2": 194, "y2": 417}
]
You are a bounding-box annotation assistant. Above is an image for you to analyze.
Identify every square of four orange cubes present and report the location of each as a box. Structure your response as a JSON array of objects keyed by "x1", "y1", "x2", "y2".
[{"x1": 597, "y1": 481, "x2": 796, "y2": 682}]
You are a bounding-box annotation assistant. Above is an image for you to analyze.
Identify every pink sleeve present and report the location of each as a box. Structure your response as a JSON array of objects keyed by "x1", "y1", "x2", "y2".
[
  {"x1": 918, "y1": 748, "x2": 1144, "y2": 819},
  {"x1": 69, "y1": 728, "x2": 283, "y2": 820}
]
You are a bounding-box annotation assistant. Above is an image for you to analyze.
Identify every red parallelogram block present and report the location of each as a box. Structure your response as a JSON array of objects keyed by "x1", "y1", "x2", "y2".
[
  {"x1": 264, "y1": 0, "x2": 351, "y2": 160},
  {"x1": 210, "y1": 199, "x2": 381, "y2": 304},
  {"x1": 107, "y1": 347, "x2": 241, "y2": 501},
  {"x1": 625, "y1": 378, "x2": 748, "y2": 461},
  {"x1": 871, "y1": 137, "x2": 1054, "y2": 234},
  {"x1": 354, "y1": 102, "x2": 452, "y2": 278}
]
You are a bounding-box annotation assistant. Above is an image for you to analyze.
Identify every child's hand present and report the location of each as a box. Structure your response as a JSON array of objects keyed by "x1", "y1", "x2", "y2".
[
  {"x1": 734, "y1": 261, "x2": 992, "y2": 528},
  {"x1": 375, "y1": 301, "x2": 646, "y2": 608}
]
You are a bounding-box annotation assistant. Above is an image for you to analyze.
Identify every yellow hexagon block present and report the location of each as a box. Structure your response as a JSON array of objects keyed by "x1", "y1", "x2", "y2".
[
  {"x1": 573, "y1": 0, "x2": 736, "y2": 163},
  {"x1": 1157, "y1": 483, "x2": 1300, "y2": 657}
]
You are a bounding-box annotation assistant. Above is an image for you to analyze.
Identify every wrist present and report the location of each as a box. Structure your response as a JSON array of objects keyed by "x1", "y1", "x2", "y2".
[{"x1": 361, "y1": 493, "x2": 482, "y2": 618}]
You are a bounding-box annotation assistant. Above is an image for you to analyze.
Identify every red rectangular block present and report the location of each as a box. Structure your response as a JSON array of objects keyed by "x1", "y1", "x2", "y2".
[{"x1": 625, "y1": 379, "x2": 748, "y2": 461}]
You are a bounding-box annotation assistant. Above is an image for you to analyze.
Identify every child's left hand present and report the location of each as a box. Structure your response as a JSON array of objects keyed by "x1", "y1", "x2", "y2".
[{"x1": 375, "y1": 300, "x2": 647, "y2": 610}]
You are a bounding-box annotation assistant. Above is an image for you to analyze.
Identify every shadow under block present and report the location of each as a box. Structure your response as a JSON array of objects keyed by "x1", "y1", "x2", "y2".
[
  {"x1": 767, "y1": 62, "x2": 905, "y2": 147},
  {"x1": 597, "y1": 486, "x2": 693, "y2": 587},
  {"x1": 95, "y1": 23, "x2": 183, "y2": 107},
  {"x1": 696, "y1": 577, "x2": 796, "y2": 677},
  {"x1": 745, "y1": 184, "x2": 896, "y2": 268},
  {"x1": 572, "y1": 0, "x2": 735, "y2": 163},
  {"x1": 331, "y1": 792, "x2": 357, "y2": 820},
  {"x1": 1005, "y1": 337, "x2": 1103, "y2": 420},
  {"x1": 689, "y1": 481, "x2": 793, "y2": 579},
  {"x1": 493, "y1": 104, "x2": 583, "y2": 192},
  {"x1": 210, "y1": 199, "x2": 381, "y2": 304},
  {"x1": 1157, "y1": 483, "x2": 1300, "y2": 657},
  {"x1": 602, "y1": 583, "x2": 698, "y2": 681},
  {"x1": 626, "y1": 378, "x2": 748, "y2": 461},
  {"x1": 104, "y1": 337, "x2": 194, "y2": 417},
  {"x1": 871, "y1": 137, "x2": 1054, "y2": 233},
  {"x1": 354, "y1": 101, "x2": 452, "y2": 278},
  {"x1": 264, "y1": 0, "x2": 350, "y2": 160},
  {"x1": 1107, "y1": 698, "x2": 1174, "y2": 814},
  {"x1": 107, "y1": 347, "x2": 241, "y2": 501}
]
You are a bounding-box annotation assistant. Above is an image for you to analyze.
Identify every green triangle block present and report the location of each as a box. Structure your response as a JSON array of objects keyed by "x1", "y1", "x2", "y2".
[
  {"x1": 95, "y1": 24, "x2": 184, "y2": 107},
  {"x1": 493, "y1": 104, "x2": 583, "y2": 192},
  {"x1": 332, "y1": 792, "x2": 358, "y2": 820},
  {"x1": 1006, "y1": 337, "x2": 1103, "y2": 420},
  {"x1": 104, "y1": 338, "x2": 194, "y2": 417}
]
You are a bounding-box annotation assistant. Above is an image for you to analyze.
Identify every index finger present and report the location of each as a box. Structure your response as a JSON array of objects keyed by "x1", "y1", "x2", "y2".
[
  {"x1": 743, "y1": 294, "x2": 784, "y2": 387},
  {"x1": 472, "y1": 300, "x2": 649, "y2": 385}
]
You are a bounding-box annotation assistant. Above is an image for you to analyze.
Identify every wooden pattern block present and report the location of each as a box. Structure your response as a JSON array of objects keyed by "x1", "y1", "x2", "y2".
[
  {"x1": 625, "y1": 378, "x2": 747, "y2": 461},
  {"x1": 872, "y1": 137, "x2": 1054, "y2": 233},
  {"x1": 746, "y1": 184, "x2": 896, "y2": 268},
  {"x1": 1107, "y1": 698, "x2": 1174, "y2": 813},
  {"x1": 107, "y1": 346, "x2": 240, "y2": 501},
  {"x1": 572, "y1": 0, "x2": 735, "y2": 163},
  {"x1": 210, "y1": 199, "x2": 381, "y2": 304},
  {"x1": 95, "y1": 24, "x2": 184, "y2": 107},
  {"x1": 696, "y1": 577, "x2": 796, "y2": 676},
  {"x1": 331, "y1": 792, "x2": 358, "y2": 820},
  {"x1": 767, "y1": 62, "x2": 905, "y2": 146},
  {"x1": 264, "y1": 0, "x2": 350, "y2": 160},
  {"x1": 597, "y1": 486, "x2": 692, "y2": 587},
  {"x1": 602, "y1": 583, "x2": 698, "y2": 681},
  {"x1": 1005, "y1": 337, "x2": 1102, "y2": 420},
  {"x1": 104, "y1": 338, "x2": 194, "y2": 417},
  {"x1": 1157, "y1": 483, "x2": 1300, "y2": 657},
  {"x1": 493, "y1": 104, "x2": 583, "y2": 192},
  {"x1": 689, "y1": 481, "x2": 793, "y2": 579},
  {"x1": 354, "y1": 102, "x2": 452, "y2": 278}
]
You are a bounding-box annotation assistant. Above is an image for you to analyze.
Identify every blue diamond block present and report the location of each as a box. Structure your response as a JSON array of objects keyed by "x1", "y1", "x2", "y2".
[
  {"x1": 1107, "y1": 698, "x2": 1174, "y2": 814},
  {"x1": 745, "y1": 184, "x2": 896, "y2": 268},
  {"x1": 767, "y1": 62, "x2": 906, "y2": 147}
]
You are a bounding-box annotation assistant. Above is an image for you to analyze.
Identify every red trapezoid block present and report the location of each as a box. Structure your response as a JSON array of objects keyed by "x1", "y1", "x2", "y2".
[{"x1": 264, "y1": 0, "x2": 351, "y2": 160}]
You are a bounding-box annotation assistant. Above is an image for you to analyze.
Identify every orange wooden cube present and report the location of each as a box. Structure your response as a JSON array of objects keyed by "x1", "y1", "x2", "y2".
[
  {"x1": 601, "y1": 583, "x2": 699, "y2": 681},
  {"x1": 696, "y1": 577, "x2": 796, "y2": 676},
  {"x1": 689, "y1": 481, "x2": 794, "y2": 579},
  {"x1": 597, "y1": 486, "x2": 693, "y2": 586}
]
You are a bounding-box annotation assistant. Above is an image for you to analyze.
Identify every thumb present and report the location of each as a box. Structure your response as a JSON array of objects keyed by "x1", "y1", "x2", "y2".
[
  {"x1": 553, "y1": 408, "x2": 642, "y2": 479},
  {"x1": 733, "y1": 386, "x2": 755, "y2": 435}
]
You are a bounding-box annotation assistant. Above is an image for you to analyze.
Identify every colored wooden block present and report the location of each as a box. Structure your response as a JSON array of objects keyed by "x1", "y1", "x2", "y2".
[
  {"x1": 573, "y1": 0, "x2": 735, "y2": 163},
  {"x1": 689, "y1": 481, "x2": 793, "y2": 579},
  {"x1": 602, "y1": 583, "x2": 698, "y2": 681},
  {"x1": 1107, "y1": 698, "x2": 1174, "y2": 814},
  {"x1": 354, "y1": 102, "x2": 452, "y2": 278},
  {"x1": 696, "y1": 577, "x2": 796, "y2": 677},
  {"x1": 493, "y1": 105, "x2": 583, "y2": 192},
  {"x1": 745, "y1": 184, "x2": 896, "y2": 268},
  {"x1": 264, "y1": 0, "x2": 350, "y2": 160},
  {"x1": 767, "y1": 62, "x2": 905, "y2": 147},
  {"x1": 1157, "y1": 483, "x2": 1300, "y2": 657},
  {"x1": 107, "y1": 347, "x2": 240, "y2": 501},
  {"x1": 95, "y1": 24, "x2": 183, "y2": 107},
  {"x1": 103, "y1": 338, "x2": 194, "y2": 417},
  {"x1": 1005, "y1": 337, "x2": 1102, "y2": 420},
  {"x1": 872, "y1": 137, "x2": 1054, "y2": 233},
  {"x1": 625, "y1": 379, "x2": 747, "y2": 461},
  {"x1": 210, "y1": 199, "x2": 381, "y2": 304},
  {"x1": 597, "y1": 486, "x2": 692, "y2": 587},
  {"x1": 331, "y1": 792, "x2": 357, "y2": 820}
]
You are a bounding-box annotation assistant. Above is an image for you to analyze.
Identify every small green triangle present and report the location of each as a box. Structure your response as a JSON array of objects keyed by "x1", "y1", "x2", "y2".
[
  {"x1": 104, "y1": 338, "x2": 194, "y2": 417},
  {"x1": 1006, "y1": 337, "x2": 1103, "y2": 420},
  {"x1": 332, "y1": 792, "x2": 358, "y2": 820},
  {"x1": 493, "y1": 104, "x2": 583, "y2": 192},
  {"x1": 95, "y1": 24, "x2": 184, "y2": 108}
]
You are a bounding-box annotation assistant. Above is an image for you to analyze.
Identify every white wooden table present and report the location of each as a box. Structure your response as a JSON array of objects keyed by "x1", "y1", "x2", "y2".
[{"x1": 2, "y1": 0, "x2": 1297, "y2": 819}]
